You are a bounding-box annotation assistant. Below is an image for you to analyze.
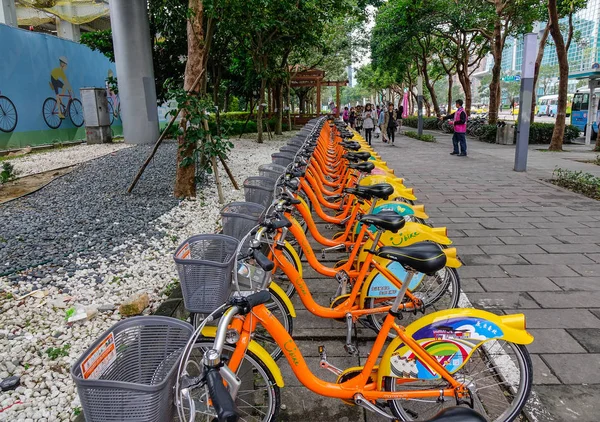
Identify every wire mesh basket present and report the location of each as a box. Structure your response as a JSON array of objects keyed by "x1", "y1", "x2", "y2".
[
  {"x1": 173, "y1": 234, "x2": 239, "y2": 314},
  {"x1": 243, "y1": 176, "x2": 276, "y2": 208},
  {"x1": 271, "y1": 151, "x2": 296, "y2": 167},
  {"x1": 71, "y1": 316, "x2": 194, "y2": 422},
  {"x1": 280, "y1": 145, "x2": 300, "y2": 154},
  {"x1": 258, "y1": 163, "x2": 287, "y2": 181},
  {"x1": 220, "y1": 202, "x2": 265, "y2": 240}
]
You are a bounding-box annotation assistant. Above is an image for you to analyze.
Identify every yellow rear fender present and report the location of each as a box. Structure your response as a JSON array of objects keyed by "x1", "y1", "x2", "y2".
[
  {"x1": 360, "y1": 175, "x2": 405, "y2": 186},
  {"x1": 377, "y1": 309, "x2": 534, "y2": 385},
  {"x1": 201, "y1": 326, "x2": 285, "y2": 387},
  {"x1": 443, "y1": 248, "x2": 462, "y2": 268},
  {"x1": 380, "y1": 222, "x2": 453, "y2": 248},
  {"x1": 268, "y1": 282, "x2": 296, "y2": 318}
]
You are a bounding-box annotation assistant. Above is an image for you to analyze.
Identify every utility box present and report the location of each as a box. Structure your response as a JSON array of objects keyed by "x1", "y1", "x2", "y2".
[
  {"x1": 496, "y1": 122, "x2": 515, "y2": 145},
  {"x1": 80, "y1": 87, "x2": 112, "y2": 144}
]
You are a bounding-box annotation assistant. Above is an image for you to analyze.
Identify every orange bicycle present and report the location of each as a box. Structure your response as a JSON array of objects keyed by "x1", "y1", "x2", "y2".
[{"x1": 176, "y1": 244, "x2": 534, "y2": 422}]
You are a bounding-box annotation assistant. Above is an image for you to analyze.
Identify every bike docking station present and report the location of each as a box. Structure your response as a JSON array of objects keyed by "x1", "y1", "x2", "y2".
[{"x1": 80, "y1": 87, "x2": 112, "y2": 144}]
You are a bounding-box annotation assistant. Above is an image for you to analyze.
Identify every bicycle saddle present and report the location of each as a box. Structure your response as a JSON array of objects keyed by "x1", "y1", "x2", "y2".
[
  {"x1": 344, "y1": 151, "x2": 372, "y2": 162},
  {"x1": 359, "y1": 212, "x2": 406, "y2": 233},
  {"x1": 377, "y1": 242, "x2": 446, "y2": 275},
  {"x1": 340, "y1": 141, "x2": 361, "y2": 151},
  {"x1": 347, "y1": 161, "x2": 375, "y2": 173},
  {"x1": 424, "y1": 407, "x2": 486, "y2": 422},
  {"x1": 346, "y1": 183, "x2": 393, "y2": 200}
]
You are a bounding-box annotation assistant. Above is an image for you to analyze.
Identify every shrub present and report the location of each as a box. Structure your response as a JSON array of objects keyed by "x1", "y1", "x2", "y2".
[
  {"x1": 405, "y1": 131, "x2": 436, "y2": 142},
  {"x1": 403, "y1": 117, "x2": 439, "y2": 130},
  {"x1": 514, "y1": 122, "x2": 580, "y2": 144},
  {"x1": 552, "y1": 168, "x2": 600, "y2": 200},
  {"x1": 477, "y1": 124, "x2": 498, "y2": 143},
  {"x1": 1, "y1": 162, "x2": 17, "y2": 184},
  {"x1": 208, "y1": 119, "x2": 289, "y2": 136}
]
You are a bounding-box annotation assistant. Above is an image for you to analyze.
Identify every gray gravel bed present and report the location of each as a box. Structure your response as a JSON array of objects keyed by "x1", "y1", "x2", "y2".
[{"x1": 0, "y1": 142, "x2": 179, "y2": 280}]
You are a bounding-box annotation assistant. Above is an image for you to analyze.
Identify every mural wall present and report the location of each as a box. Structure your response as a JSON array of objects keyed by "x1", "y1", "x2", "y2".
[{"x1": 0, "y1": 23, "x2": 122, "y2": 151}]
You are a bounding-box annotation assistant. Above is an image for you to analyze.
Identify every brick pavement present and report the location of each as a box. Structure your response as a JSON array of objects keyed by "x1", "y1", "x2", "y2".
[{"x1": 372, "y1": 131, "x2": 600, "y2": 421}]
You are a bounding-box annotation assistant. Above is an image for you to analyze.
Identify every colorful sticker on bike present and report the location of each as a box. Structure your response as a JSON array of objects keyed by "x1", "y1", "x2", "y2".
[
  {"x1": 387, "y1": 317, "x2": 504, "y2": 380},
  {"x1": 367, "y1": 261, "x2": 425, "y2": 297}
]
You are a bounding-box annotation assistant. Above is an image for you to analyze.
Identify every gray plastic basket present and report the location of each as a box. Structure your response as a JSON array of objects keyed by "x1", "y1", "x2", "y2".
[
  {"x1": 243, "y1": 176, "x2": 276, "y2": 208},
  {"x1": 258, "y1": 163, "x2": 287, "y2": 181},
  {"x1": 71, "y1": 316, "x2": 194, "y2": 422},
  {"x1": 220, "y1": 202, "x2": 265, "y2": 240},
  {"x1": 271, "y1": 152, "x2": 296, "y2": 167},
  {"x1": 174, "y1": 234, "x2": 239, "y2": 314},
  {"x1": 280, "y1": 145, "x2": 300, "y2": 154}
]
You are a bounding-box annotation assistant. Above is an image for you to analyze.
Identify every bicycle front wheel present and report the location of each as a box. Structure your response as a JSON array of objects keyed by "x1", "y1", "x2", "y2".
[
  {"x1": 385, "y1": 341, "x2": 533, "y2": 422},
  {"x1": 69, "y1": 99, "x2": 84, "y2": 127},
  {"x1": 42, "y1": 98, "x2": 61, "y2": 129},
  {"x1": 0, "y1": 96, "x2": 18, "y2": 133},
  {"x1": 186, "y1": 341, "x2": 280, "y2": 422}
]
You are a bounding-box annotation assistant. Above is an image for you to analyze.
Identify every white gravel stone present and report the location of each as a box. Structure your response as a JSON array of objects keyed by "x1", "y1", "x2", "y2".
[
  {"x1": 8, "y1": 143, "x2": 131, "y2": 178},
  {"x1": 0, "y1": 132, "x2": 294, "y2": 420}
]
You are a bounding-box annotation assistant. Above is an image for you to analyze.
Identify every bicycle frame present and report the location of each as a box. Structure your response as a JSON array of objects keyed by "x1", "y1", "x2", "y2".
[{"x1": 224, "y1": 303, "x2": 465, "y2": 402}]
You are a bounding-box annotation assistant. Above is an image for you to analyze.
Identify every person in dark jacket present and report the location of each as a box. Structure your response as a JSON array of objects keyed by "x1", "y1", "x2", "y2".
[{"x1": 442, "y1": 99, "x2": 468, "y2": 156}]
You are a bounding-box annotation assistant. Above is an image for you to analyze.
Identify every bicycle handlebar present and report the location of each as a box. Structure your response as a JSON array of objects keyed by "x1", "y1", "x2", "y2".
[{"x1": 205, "y1": 367, "x2": 239, "y2": 422}]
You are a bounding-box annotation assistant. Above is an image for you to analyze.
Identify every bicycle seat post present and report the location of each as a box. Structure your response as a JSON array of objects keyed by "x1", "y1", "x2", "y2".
[{"x1": 390, "y1": 271, "x2": 414, "y2": 314}]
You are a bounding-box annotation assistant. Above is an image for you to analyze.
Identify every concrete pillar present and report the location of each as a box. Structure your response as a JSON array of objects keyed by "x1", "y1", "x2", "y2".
[
  {"x1": 0, "y1": 0, "x2": 17, "y2": 27},
  {"x1": 109, "y1": 0, "x2": 159, "y2": 144},
  {"x1": 56, "y1": 19, "x2": 81, "y2": 42},
  {"x1": 515, "y1": 33, "x2": 538, "y2": 172}
]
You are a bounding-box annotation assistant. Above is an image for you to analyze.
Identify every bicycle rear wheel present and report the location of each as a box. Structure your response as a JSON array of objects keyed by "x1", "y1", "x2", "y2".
[
  {"x1": 385, "y1": 341, "x2": 532, "y2": 422},
  {"x1": 0, "y1": 96, "x2": 17, "y2": 133},
  {"x1": 42, "y1": 98, "x2": 61, "y2": 129},
  {"x1": 185, "y1": 342, "x2": 280, "y2": 422},
  {"x1": 69, "y1": 98, "x2": 84, "y2": 127}
]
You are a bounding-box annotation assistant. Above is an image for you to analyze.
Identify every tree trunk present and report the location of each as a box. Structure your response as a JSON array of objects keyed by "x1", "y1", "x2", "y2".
[
  {"x1": 223, "y1": 84, "x2": 231, "y2": 112},
  {"x1": 286, "y1": 79, "x2": 292, "y2": 131},
  {"x1": 174, "y1": 0, "x2": 204, "y2": 199},
  {"x1": 548, "y1": 0, "x2": 569, "y2": 151},
  {"x1": 275, "y1": 82, "x2": 283, "y2": 135},
  {"x1": 457, "y1": 65, "x2": 472, "y2": 116},
  {"x1": 423, "y1": 72, "x2": 440, "y2": 116},
  {"x1": 488, "y1": 20, "x2": 503, "y2": 124},
  {"x1": 257, "y1": 77, "x2": 266, "y2": 143},
  {"x1": 447, "y1": 74, "x2": 453, "y2": 114},
  {"x1": 531, "y1": 24, "x2": 551, "y2": 123}
]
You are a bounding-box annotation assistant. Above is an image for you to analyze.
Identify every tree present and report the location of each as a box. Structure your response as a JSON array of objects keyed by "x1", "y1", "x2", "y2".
[
  {"x1": 531, "y1": 24, "x2": 552, "y2": 122},
  {"x1": 548, "y1": 0, "x2": 587, "y2": 150}
]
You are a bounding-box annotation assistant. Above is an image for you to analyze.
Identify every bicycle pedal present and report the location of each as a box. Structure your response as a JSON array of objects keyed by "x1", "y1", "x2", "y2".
[{"x1": 344, "y1": 343, "x2": 359, "y2": 356}]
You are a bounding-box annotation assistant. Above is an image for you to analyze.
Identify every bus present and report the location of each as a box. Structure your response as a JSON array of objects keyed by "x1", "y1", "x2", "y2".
[
  {"x1": 536, "y1": 94, "x2": 573, "y2": 117},
  {"x1": 571, "y1": 88, "x2": 598, "y2": 139}
]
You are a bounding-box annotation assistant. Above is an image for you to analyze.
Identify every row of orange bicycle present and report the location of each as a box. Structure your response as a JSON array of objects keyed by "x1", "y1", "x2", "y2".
[{"x1": 71, "y1": 117, "x2": 535, "y2": 422}]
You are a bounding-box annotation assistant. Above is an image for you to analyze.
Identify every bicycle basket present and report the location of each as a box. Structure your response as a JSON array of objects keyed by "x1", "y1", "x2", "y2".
[
  {"x1": 243, "y1": 176, "x2": 276, "y2": 208},
  {"x1": 220, "y1": 202, "x2": 265, "y2": 240},
  {"x1": 174, "y1": 234, "x2": 239, "y2": 314},
  {"x1": 71, "y1": 316, "x2": 194, "y2": 422},
  {"x1": 271, "y1": 152, "x2": 296, "y2": 167},
  {"x1": 258, "y1": 163, "x2": 287, "y2": 181},
  {"x1": 280, "y1": 145, "x2": 300, "y2": 154}
]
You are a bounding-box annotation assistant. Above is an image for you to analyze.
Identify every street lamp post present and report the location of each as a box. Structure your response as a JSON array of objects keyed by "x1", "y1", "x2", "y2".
[{"x1": 417, "y1": 75, "x2": 423, "y2": 137}]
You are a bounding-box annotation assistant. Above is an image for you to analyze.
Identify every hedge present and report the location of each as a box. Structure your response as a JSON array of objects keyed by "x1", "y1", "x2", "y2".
[
  {"x1": 403, "y1": 117, "x2": 440, "y2": 130},
  {"x1": 208, "y1": 119, "x2": 290, "y2": 136},
  {"x1": 405, "y1": 131, "x2": 436, "y2": 142}
]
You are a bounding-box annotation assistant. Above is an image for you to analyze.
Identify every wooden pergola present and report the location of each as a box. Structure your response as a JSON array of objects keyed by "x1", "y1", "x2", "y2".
[{"x1": 289, "y1": 67, "x2": 348, "y2": 117}]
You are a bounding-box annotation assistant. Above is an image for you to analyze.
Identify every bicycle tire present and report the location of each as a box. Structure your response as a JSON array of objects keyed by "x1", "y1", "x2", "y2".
[
  {"x1": 385, "y1": 342, "x2": 533, "y2": 422},
  {"x1": 42, "y1": 98, "x2": 62, "y2": 129},
  {"x1": 69, "y1": 98, "x2": 84, "y2": 127},
  {"x1": 0, "y1": 95, "x2": 18, "y2": 133},
  {"x1": 255, "y1": 285, "x2": 294, "y2": 361},
  {"x1": 270, "y1": 242, "x2": 300, "y2": 298},
  {"x1": 365, "y1": 267, "x2": 461, "y2": 334},
  {"x1": 107, "y1": 98, "x2": 115, "y2": 125},
  {"x1": 186, "y1": 341, "x2": 280, "y2": 422}
]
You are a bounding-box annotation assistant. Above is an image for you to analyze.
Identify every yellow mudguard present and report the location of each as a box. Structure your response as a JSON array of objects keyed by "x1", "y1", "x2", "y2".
[
  {"x1": 360, "y1": 174, "x2": 405, "y2": 187},
  {"x1": 201, "y1": 326, "x2": 285, "y2": 387},
  {"x1": 268, "y1": 282, "x2": 296, "y2": 317},
  {"x1": 443, "y1": 248, "x2": 462, "y2": 268},
  {"x1": 377, "y1": 308, "x2": 534, "y2": 385},
  {"x1": 358, "y1": 199, "x2": 428, "y2": 221}
]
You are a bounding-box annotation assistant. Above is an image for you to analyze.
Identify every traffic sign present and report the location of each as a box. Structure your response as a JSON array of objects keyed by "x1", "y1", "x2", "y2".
[{"x1": 502, "y1": 75, "x2": 521, "y2": 82}]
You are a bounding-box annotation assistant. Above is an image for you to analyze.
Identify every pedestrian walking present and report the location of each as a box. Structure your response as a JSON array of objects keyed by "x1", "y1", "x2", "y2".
[
  {"x1": 396, "y1": 103, "x2": 404, "y2": 132},
  {"x1": 383, "y1": 103, "x2": 398, "y2": 146},
  {"x1": 342, "y1": 107, "x2": 349, "y2": 124},
  {"x1": 378, "y1": 106, "x2": 387, "y2": 142},
  {"x1": 442, "y1": 99, "x2": 468, "y2": 156},
  {"x1": 362, "y1": 104, "x2": 375, "y2": 145},
  {"x1": 355, "y1": 105, "x2": 364, "y2": 133},
  {"x1": 349, "y1": 107, "x2": 356, "y2": 128}
]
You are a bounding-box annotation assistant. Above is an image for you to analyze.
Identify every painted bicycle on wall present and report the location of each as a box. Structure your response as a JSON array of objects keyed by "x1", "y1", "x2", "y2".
[
  {"x1": 0, "y1": 91, "x2": 18, "y2": 133},
  {"x1": 42, "y1": 91, "x2": 84, "y2": 129}
]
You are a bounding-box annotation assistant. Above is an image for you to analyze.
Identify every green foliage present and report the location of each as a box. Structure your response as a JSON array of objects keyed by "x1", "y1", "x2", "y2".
[
  {"x1": 477, "y1": 124, "x2": 498, "y2": 143},
  {"x1": 515, "y1": 122, "x2": 580, "y2": 144},
  {"x1": 46, "y1": 344, "x2": 71, "y2": 360},
  {"x1": 403, "y1": 117, "x2": 440, "y2": 130},
  {"x1": 167, "y1": 86, "x2": 233, "y2": 178},
  {"x1": 106, "y1": 75, "x2": 118, "y2": 95},
  {"x1": 552, "y1": 168, "x2": 600, "y2": 200},
  {"x1": 80, "y1": 30, "x2": 114, "y2": 62},
  {"x1": 405, "y1": 131, "x2": 436, "y2": 142},
  {"x1": 1, "y1": 162, "x2": 17, "y2": 184}
]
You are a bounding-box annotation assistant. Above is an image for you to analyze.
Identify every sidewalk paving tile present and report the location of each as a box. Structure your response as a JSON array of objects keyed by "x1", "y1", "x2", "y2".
[
  {"x1": 542, "y1": 354, "x2": 600, "y2": 384},
  {"x1": 501, "y1": 264, "x2": 580, "y2": 277},
  {"x1": 480, "y1": 244, "x2": 548, "y2": 255},
  {"x1": 477, "y1": 277, "x2": 561, "y2": 292},
  {"x1": 530, "y1": 355, "x2": 561, "y2": 385},
  {"x1": 567, "y1": 329, "x2": 600, "y2": 353},
  {"x1": 504, "y1": 309, "x2": 600, "y2": 328},
  {"x1": 498, "y1": 236, "x2": 562, "y2": 245},
  {"x1": 570, "y1": 264, "x2": 600, "y2": 277},
  {"x1": 460, "y1": 254, "x2": 529, "y2": 266},
  {"x1": 457, "y1": 265, "x2": 508, "y2": 278},
  {"x1": 526, "y1": 329, "x2": 587, "y2": 354},
  {"x1": 465, "y1": 292, "x2": 539, "y2": 309},
  {"x1": 550, "y1": 276, "x2": 600, "y2": 291},
  {"x1": 539, "y1": 243, "x2": 600, "y2": 253},
  {"x1": 529, "y1": 291, "x2": 600, "y2": 308},
  {"x1": 519, "y1": 253, "x2": 596, "y2": 265}
]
